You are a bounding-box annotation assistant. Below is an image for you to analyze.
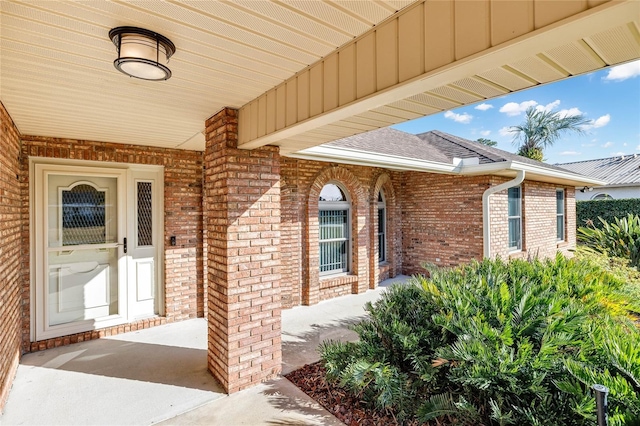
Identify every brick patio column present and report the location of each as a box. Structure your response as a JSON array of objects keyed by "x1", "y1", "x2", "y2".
[{"x1": 204, "y1": 108, "x2": 282, "y2": 393}]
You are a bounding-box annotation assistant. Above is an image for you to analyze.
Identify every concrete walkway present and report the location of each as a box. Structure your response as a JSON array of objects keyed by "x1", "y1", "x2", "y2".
[{"x1": 1, "y1": 276, "x2": 409, "y2": 426}]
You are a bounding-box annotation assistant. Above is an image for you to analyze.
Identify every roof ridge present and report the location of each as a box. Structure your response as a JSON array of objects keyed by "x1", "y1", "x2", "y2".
[{"x1": 425, "y1": 130, "x2": 506, "y2": 161}]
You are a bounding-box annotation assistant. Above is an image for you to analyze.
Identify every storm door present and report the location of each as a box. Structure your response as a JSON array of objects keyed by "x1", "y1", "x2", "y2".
[{"x1": 33, "y1": 162, "x2": 163, "y2": 341}]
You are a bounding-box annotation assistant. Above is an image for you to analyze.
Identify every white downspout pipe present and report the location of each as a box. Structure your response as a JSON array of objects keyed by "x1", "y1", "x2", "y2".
[{"x1": 482, "y1": 170, "x2": 525, "y2": 259}]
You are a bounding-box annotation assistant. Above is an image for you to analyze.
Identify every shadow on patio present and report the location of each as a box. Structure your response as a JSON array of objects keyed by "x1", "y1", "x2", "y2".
[{"x1": 1, "y1": 276, "x2": 408, "y2": 425}]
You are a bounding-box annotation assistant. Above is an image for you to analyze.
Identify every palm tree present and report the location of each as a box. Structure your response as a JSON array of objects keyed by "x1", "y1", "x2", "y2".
[
  {"x1": 510, "y1": 106, "x2": 590, "y2": 161},
  {"x1": 476, "y1": 138, "x2": 498, "y2": 147}
]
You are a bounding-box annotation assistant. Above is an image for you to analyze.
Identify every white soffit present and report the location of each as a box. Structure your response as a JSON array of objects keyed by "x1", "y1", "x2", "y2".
[
  {"x1": 1, "y1": 1, "x2": 639, "y2": 153},
  {"x1": 0, "y1": 0, "x2": 416, "y2": 149},
  {"x1": 237, "y1": 0, "x2": 640, "y2": 154}
]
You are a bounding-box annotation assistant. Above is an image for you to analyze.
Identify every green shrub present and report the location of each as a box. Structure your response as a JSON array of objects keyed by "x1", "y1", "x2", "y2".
[
  {"x1": 577, "y1": 199, "x2": 640, "y2": 229},
  {"x1": 578, "y1": 214, "x2": 640, "y2": 268},
  {"x1": 573, "y1": 246, "x2": 640, "y2": 319},
  {"x1": 320, "y1": 255, "x2": 640, "y2": 425}
]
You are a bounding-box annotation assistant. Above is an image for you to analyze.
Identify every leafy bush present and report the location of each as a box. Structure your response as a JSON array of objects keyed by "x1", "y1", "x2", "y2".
[
  {"x1": 573, "y1": 246, "x2": 640, "y2": 319},
  {"x1": 577, "y1": 199, "x2": 640, "y2": 229},
  {"x1": 320, "y1": 255, "x2": 640, "y2": 425},
  {"x1": 578, "y1": 214, "x2": 640, "y2": 268}
]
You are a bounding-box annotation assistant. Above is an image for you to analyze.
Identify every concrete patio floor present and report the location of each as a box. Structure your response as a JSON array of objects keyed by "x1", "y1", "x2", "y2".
[{"x1": 1, "y1": 276, "x2": 408, "y2": 425}]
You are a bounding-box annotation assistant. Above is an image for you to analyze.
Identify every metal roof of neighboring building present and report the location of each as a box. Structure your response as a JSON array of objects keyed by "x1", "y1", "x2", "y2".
[{"x1": 557, "y1": 155, "x2": 640, "y2": 186}]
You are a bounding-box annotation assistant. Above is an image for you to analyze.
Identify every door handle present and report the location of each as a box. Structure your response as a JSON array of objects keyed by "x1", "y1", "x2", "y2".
[{"x1": 118, "y1": 238, "x2": 127, "y2": 254}]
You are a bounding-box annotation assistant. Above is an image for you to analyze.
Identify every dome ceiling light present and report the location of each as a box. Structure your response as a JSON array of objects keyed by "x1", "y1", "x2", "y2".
[{"x1": 109, "y1": 26, "x2": 176, "y2": 81}]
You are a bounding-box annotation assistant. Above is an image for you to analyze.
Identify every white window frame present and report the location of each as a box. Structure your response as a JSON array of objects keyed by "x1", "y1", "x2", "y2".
[
  {"x1": 508, "y1": 186, "x2": 522, "y2": 252},
  {"x1": 377, "y1": 190, "x2": 386, "y2": 264},
  {"x1": 319, "y1": 182, "x2": 351, "y2": 276},
  {"x1": 556, "y1": 189, "x2": 565, "y2": 242}
]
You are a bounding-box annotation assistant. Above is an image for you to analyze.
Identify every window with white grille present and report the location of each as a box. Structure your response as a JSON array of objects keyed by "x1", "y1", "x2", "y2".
[{"x1": 319, "y1": 183, "x2": 350, "y2": 275}]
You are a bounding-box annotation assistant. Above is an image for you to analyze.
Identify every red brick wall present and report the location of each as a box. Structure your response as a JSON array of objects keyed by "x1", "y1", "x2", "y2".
[
  {"x1": 400, "y1": 173, "x2": 488, "y2": 275},
  {"x1": 204, "y1": 108, "x2": 282, "y2": 393},
  {"x1": 19, "y1": 136, "x2": 204, "y2": 352},
  {"x1": 0, "y1": 102, "x2": 23, "y2": 411},
  {"x1": 490, "y1": 179, "x2": 576, "y2": 259},
  {"x1": 280, "y1": 159, "x2": 401, "y2": 306}
]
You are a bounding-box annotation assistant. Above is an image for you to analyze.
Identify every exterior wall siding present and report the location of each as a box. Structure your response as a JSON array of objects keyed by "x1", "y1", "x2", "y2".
[
  {"x1": 0, "y1": 102, "x2": 24, "y2": 410},
  {"x1": 20, "y1": 136, "x2": 204, "y2": 352}
]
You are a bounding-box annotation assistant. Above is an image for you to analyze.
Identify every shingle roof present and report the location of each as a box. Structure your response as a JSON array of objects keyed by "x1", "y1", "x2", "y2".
[
  {"x1": 557, "y1": 155, "x2": 640, "y2": 185},
  {"x1": 416, "y1": 131, "x2": 578, "y2": 174},
  {"x1": 324, "y1": 127, "x2": 451, "y2": 163},
  {"x1": 325, "y1": 128, "x2": 573, "y2": 175}
]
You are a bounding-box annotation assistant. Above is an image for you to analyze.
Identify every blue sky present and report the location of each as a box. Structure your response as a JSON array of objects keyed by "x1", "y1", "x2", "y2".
[{"x1": 392, "y1": 60, "x2": 640, "y2": 165}]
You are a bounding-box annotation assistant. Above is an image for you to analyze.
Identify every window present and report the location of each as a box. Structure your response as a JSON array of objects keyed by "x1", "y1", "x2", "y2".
[
  {"x1": 556, "y1": 189, "x2": 565, "y2": 242},
  {"x1": 378, "y1": 190, "x2": 386, "y2": 263},
  {"x1": 592, "y1": 193, "x2": 613, "y2": 200},
  {"x1": 319, "y1": 183, "x2": 350, "y2": 275},
  {"x1": 508, "y1": 186, "x2": 522, "y2": 251}
]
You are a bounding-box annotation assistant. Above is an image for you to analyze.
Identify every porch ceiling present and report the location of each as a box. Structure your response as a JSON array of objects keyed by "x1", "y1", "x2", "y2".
[
  {"x1": 0, "y1": 0, "x2": 416, "y2": 150},
  {"x1": 1, "y1": 1, "x2": 639, "y2": 154}
]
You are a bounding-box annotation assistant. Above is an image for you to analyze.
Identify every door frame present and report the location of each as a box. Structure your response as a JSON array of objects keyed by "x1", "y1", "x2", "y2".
[{"x1": 29, "y1": 157, "x2": 164, "y2": 342}]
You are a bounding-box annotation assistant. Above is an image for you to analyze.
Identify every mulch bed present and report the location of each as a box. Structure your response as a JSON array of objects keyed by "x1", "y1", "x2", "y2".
[{"x1": 285, "y1": 361, "x2": 422, "y2": 426}]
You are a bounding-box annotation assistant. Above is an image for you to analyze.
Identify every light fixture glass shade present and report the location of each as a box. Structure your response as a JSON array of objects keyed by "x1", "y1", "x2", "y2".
[{"x1": 109, "y1": 27, "x2": 175, "y2": 81}]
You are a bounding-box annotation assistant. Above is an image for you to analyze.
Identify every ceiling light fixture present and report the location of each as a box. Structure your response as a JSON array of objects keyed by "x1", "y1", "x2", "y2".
[{"x1": 109, "y1": 26, "x2": 176, "y2": 81}]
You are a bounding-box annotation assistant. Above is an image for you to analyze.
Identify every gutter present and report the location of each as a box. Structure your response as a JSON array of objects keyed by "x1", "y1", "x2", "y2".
[
  {"x1": 482, "y1": 170, "x2": 525, "y2": 259},
  {"x1": 291, "y1": 146, "x2": 606, "y2": 186},
  {"x1": 462, "y1": 160, "x2": 606, "y2": 186},
  {"x1": 287, "y1": 145, "x2": 457, "y2": 173}
]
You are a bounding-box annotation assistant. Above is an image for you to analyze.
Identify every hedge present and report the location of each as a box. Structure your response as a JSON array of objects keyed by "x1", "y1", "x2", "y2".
[{"x1": 577, "y1": 198, "x2": 640, "y2": 228}]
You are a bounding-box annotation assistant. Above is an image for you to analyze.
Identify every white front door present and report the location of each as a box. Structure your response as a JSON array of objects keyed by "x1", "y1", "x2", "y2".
[{"x1": 33, "y1": 161, "x2": 163, "y2": 341}]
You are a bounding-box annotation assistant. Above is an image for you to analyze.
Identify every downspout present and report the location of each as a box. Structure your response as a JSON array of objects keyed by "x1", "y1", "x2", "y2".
[{"x1": 482, "y1": 169, "x2": 525, "y2": 259}]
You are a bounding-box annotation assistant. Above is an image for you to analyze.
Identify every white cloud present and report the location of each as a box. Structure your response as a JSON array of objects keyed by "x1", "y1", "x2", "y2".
[
  {"x1": 557, "y1": 107, "x2": 583, "y2": 118},
  {"x1": 624, "y1": 143, "x2": 628, "y2": 147},
  {"x1": 499, "y1": 127, "x2": 513, "y2": 137},
  {"x1": 611, "y1": 151, "x2": 626, "y2": 156},
  {"x1": 500, "y1": 100, "x2": 538, "y2": 116},
  {"x1": 636, "y1": 144, "x2": 640, "y2": 151},
  {"x1": 480, "y1": 130, "x2": 491, "y2": 137},
  {"x1": 475, "y1": 103, "x2": 493, "y2": 111},
  {"x1": 603, "y1": 60, "x2": 640, "y2": 82},
  {"x1": 602, "y1": 141, "x2": 613, "y2": 148},
  {"x1": 583, "y1": 114, "x2": 611, "y2": 130},
  {"x1": 444, "y1": 111, "x2": 473, "y2": 124},
  {"x1": 535, "y1": 100, "x2": 561, "y2": 113},
  {"x1": 559, "y1": 151, "x2": 581, "y2": 156}
]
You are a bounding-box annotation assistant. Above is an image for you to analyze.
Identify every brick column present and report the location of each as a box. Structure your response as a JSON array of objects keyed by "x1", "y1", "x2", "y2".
[{"x1": 204, "y1": 108, "x2": 282, "y2": 393}]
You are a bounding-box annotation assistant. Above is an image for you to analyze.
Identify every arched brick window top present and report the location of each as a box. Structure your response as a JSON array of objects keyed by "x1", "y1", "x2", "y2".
[
  {"x1": 308, "y1": 166, "x2": 365, "y2": 208},
  {"x1": 319, "y1": 182, "x2": 349, "y2": 202},
  {"x1": 372, "y1": 173, "x2": 396, "y2": 206}
]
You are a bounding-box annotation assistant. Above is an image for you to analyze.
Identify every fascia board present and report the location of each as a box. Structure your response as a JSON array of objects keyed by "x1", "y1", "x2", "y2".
[
  {"x1": 288, "y1": 146, "x2": 608, "y2": 186},
  {"x1": 460, "y1": 160, "x2": 608, "y2": 186},
  {"x1": 287, "y1": 146, "x2": 457, "y2": 173}
]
